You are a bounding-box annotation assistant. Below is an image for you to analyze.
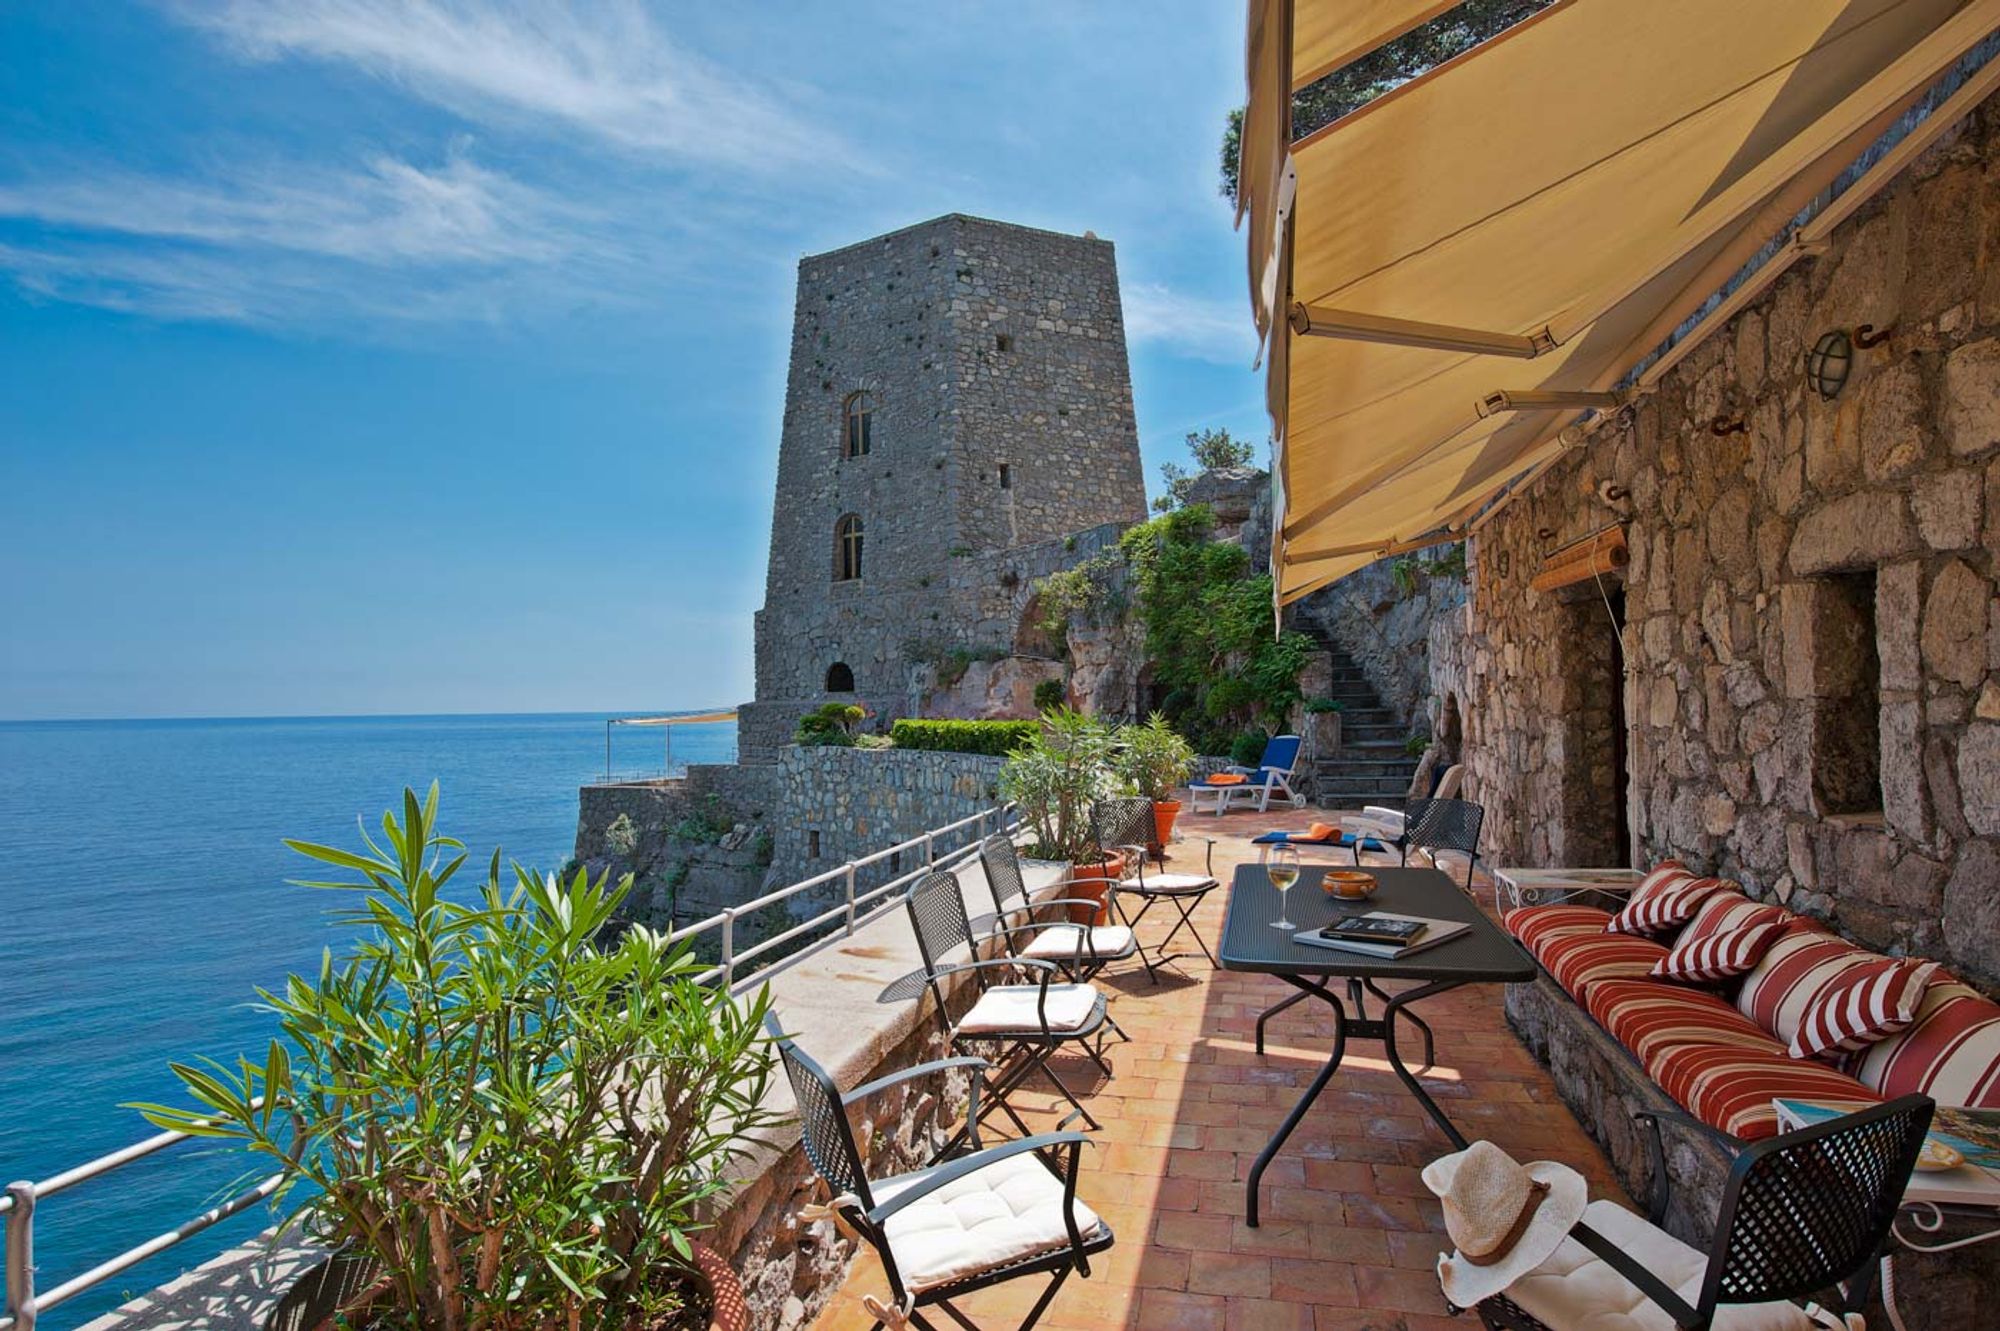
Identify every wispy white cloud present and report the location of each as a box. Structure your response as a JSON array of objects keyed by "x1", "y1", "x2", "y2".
[
  {"x1": 1122, "y1": 280, "x2": 1257, "y2": 366},
  {"x1": 169, "y1": 0, "x2": 859, "y2": 170},
  {"x1": 0, "y1": 152, "x2": 585, "y2": 265},
  {"x1": 0, "y1": 149, "x2": 632, "y2": 324}
]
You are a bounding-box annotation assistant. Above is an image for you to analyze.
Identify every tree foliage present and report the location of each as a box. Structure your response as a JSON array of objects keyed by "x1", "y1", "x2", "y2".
[
  {"x1": 1219, "y1": 1, "x2": 1553, "y2": 202},
  {"x1": 1155, "y1": 427, "x2": 1259, "y2": 513},
  {"x1": 1118, "y1": 506, "x2": 1312, "y2": 754}
]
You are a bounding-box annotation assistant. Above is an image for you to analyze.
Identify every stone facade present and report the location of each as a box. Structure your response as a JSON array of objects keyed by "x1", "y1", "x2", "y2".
[
  {"x1": 767, "y1": 744, "x2": 1007, "y2": 887},
  {"x1": 742, "y1": 215, "x2": 1148, "y2": 759},
  {"x1": 573, "y1": 763, "x2": 780, "y2": 927},
  {"x1": 1433, "y1": 95, "x2": 2000, "y2": 990},
  {"x1": 1292, "y1": 548, "x2": 1468, "y2": 730}
]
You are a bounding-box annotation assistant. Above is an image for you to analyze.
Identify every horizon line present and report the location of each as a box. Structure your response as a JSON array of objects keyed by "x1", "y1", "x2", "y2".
[{"x1": 0, "y1": 706, "x2": 744, "y2": 726}]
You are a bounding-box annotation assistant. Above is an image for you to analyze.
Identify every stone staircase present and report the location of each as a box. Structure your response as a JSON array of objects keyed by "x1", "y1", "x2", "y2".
[{"x1": 1301, "y1": 639, "x2": 1420, "y2": 810}]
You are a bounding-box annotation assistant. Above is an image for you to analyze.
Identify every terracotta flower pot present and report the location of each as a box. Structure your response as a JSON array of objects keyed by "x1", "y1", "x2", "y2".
[
  {"x1": 268, "y1": 1243, "x2": 747, "y2": 1331},
  {"x1": 691, "y1": 1240, "x2": 751, "y2": 1331},
  {"x1": 1150, "y1": 800, "x2": 1182, "y2": 859},
  {"x1": 1065, "y1": 852, "x2": 1125, "y2": 924}
]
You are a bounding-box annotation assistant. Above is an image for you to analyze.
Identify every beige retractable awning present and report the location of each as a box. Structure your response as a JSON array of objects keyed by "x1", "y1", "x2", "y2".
[{"x1": 1246, "y1": 0, "x2": 2000, "y2": 602}]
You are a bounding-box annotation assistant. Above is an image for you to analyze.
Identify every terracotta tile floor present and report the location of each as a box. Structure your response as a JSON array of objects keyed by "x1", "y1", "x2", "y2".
[{"x1": 811, "y1": 809, "x2": 1629, "y2": 1330}]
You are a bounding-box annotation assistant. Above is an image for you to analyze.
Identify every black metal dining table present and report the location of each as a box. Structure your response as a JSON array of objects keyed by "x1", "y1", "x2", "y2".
[{"x1": 1218, "y1": 863, "x2": 1535, "y2": 1225}]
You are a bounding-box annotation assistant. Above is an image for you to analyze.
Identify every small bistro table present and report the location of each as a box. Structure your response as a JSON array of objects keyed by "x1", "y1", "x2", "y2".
[
  {"x1": 1218, "y1": 863, "x2": 1536, "y2": 1226},
  {"x1": 1492, "y1": 865, "x2": 1641, "y2": 912}
]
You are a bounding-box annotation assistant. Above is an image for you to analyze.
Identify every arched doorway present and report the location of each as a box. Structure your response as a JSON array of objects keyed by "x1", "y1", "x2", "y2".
[{"x1": 825, "y1": 662, "x2": 855, "y2": 693}]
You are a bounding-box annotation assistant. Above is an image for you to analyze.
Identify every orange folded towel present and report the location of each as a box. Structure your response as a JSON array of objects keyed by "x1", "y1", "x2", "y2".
[
  {"x1": 1205, "y1": 772, "x2": 1248, "y2": 785},
  {"x1": 1294, "y1": 822, "x2": 1339, "y2": 842}
]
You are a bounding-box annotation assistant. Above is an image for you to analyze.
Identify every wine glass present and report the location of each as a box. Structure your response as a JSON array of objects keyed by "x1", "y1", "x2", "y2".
[{"x1": 1264, "y1": 843, "x2": 1301, "y2": 931}]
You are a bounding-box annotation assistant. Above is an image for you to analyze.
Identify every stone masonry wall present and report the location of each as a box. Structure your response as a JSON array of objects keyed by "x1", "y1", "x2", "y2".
[
  {"x1": 766, "y1": 745, "x2": 1006, "y2": 888},
  {"x1": 1432, "y1": 94, "x2": 2000, "y2": 990},
  {"x1": 573, "y1": 763, "x2": 779, "y2": 928},
  {"x1": 1292, "y1": 550, "x2": 1468, "y2": 728},
  {"x1": 744, "y1": 215, "x2": 1146, "y2": 760}
]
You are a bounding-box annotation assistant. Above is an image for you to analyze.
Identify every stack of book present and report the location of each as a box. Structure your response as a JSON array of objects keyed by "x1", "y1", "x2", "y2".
[{"x1": 1295, "y1": 911, "x2": 1469, "y2": 959}]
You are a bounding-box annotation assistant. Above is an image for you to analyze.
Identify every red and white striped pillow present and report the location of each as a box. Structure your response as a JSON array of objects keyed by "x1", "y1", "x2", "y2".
[
  {"x1": 1789, "y1": 956, "x2": 1942, "y2": 1061},
  {"x1": 1650, "y1": 892, "x2": 1790, "y2": 985},
  {"x1": 1606, "y1": 859, "x2": 1732, "y2": 937},
  {"x1": 1734, "y1": 920, "x2": 1872, "y2": 1045},
  {"x1": 1853, "y1": 976, "x2": 2000, "y2": 1106}
]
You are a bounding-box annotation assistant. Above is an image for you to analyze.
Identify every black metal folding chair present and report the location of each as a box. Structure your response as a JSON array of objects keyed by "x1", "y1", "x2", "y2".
[
  {"x1": 906, "y1": 869, "x2": 1116, "y2": 1144},
  {"x1": 977, "y1": 833, "x2": 1139, "y2": 983},
  {"x1": 1095, "y1": 797, "x2": 1219, "y2": 982},
  {"x1": 1391, "y1": 796, "x2": 1485, "y2": 890},
  {"x1": 1468, "y1": 1096, "x2": 1934, "y2": 1330},
  {"x1": 769, "y1": 1017, "x2": 1113, "y2": 1331}
]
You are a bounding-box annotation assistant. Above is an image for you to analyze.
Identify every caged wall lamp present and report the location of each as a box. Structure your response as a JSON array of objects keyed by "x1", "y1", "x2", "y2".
[
  {"x1": 1807, "y1": 324, "x2": 1893, "y2": 399},
  {"x1": 1807, "y1": 328, "x2": 1853, "y2": 399}
]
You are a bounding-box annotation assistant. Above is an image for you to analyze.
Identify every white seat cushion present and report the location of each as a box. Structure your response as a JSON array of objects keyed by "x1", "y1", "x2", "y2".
[
  {"x1": 1132, "y1": 872, "x2": 1215, "y2": 894},
  {"x1": 1019, "y1": 923, "x2": 1134, "y2": 963},
  {"x1": 873, "y1": 1150, "x2": 1104, "y2": 1292},
  {"x1": 1503, "y1": 1200, "x2": 1813, "y2": 1331},
  {"x1": 1360, "y1": 805, "x2": 1408, "y2": 835},
  {"x1": 957, "y1": 983, "x2": 1101, "y2": 1035}
]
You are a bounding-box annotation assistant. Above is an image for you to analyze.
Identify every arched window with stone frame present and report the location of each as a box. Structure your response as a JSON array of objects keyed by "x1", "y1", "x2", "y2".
[
  {"x1": 833, "y1": 514, "x2": 864, "y2": 582},
  {"x1": 825, "y1": 662, "x2": 855, "y2": 693},
  {"x1": 842, "y1": 391, "x2": 874, "y2": 458}
]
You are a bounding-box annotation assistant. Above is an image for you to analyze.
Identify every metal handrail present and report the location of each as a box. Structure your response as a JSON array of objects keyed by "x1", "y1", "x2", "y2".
[
  {"x1": 668, "y1": 803, "x2": 1018, "y2": 991},
  {"x1": 0, "y1": 804, "x2": 1018, "y2": 1331},
  {"x1": 1, "y1": 1108, "x2": 280, "y2": 1331}
]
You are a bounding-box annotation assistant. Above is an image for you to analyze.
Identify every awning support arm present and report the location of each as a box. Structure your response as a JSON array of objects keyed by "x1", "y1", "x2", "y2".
[
  {"x1": 1476, "y1": 388, "x2": 1625, "y2": 418},
  {"x1": 1289, "y1": 302, "x2": 1556, "y2": 359}
]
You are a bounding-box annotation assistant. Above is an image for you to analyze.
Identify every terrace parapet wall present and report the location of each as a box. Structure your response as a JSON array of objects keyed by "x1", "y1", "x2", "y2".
[
  {"x1": 1433, "y1": 92, "x2": 2000, "y2": 990},
  {"x1": 768, "y1": 744, "x2": 1006, "y2": 888}
]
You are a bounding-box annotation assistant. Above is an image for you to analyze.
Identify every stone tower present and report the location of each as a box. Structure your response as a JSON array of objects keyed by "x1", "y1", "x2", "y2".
[{"x1": 737, "y1": 214, "x2": 1147, "y2": 759}]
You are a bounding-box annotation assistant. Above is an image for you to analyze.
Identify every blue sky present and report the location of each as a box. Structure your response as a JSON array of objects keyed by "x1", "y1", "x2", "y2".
[{"x1": 0, "y1": 2, "x2": 1266, "y2": 721}]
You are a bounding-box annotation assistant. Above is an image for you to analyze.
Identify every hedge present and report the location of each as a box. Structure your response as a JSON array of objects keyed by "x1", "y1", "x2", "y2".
[{"x1": 888, "y1": 719, "x2": 1039, "y2": 756}]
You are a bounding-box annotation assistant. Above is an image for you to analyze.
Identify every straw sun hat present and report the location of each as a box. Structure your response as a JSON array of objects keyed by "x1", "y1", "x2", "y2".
[{"x1": 1421, "y1": 1140, "x2": 1588, "y2": 1308}]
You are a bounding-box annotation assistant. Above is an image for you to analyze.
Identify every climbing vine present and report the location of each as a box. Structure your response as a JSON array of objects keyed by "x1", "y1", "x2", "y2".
[{"x1": 1118, "y1": 505, "x2": 1313, "y2": 754}]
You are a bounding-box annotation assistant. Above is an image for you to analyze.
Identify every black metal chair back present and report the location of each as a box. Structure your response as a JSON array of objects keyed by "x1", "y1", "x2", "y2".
[
  {"x1": 766, "y1": 1014, "x2": 876, "y2": 1211},
  {"x1": 907, "y1": 868, "x2": 985, "y2": 1008},
  {"x1": 1091, "y1": 797, "x2": 1154, "y2": 865},
  {"x1": 1404, "y1": 797, "x2": 1485, "y2": 886},
  {"x1": 1697, "y1": 1093, "x2": 1931, "y2": 1313},
  {"x1": 980, "y1": 833, "x2": 1029, "y2": 916}
]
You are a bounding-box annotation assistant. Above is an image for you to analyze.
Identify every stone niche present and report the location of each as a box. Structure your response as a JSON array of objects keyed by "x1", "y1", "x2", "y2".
[{"x1": 1431, "y1": 90, "x2": 2000, "y2": 992}]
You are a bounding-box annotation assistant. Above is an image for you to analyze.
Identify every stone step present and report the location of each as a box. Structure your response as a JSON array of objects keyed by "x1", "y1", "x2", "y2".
[{"x1": 1315, "y1": 767, "x2": 1421, "y2": 782}]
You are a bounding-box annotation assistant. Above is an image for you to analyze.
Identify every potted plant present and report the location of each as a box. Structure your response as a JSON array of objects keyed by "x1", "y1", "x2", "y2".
[
  {"x1": 132, "y1": 785, "x2": 777, "y2": 1331},
  {"x1": 1116, "y1": 714, "x2": 1196, "y2": 856},
  {"x1": 998, "y1": 708, "x2": 1118, "y2": 923}
]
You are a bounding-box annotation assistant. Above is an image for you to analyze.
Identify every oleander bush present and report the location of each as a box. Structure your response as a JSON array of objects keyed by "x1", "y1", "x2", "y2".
[
  {"x1": 131, "y1": 786, "x2": 778, "y2": 1331},
  {"x1": 888, "y1": 718, "x2": 1039, "y2": 756}
]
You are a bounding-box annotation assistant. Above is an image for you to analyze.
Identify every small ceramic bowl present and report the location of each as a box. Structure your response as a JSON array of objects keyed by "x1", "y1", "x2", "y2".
[
  {"x1": 1915, "y1": 1138, "x2": 1966, "y2": 1172},
  {"x1": 1325, "y1": 870, "x2": 1378, "y2": 900}
]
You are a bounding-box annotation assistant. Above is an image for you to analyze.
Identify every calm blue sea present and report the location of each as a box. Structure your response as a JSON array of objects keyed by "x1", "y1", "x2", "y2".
[{"x1": 0, "y1": 712, "x2": 737, "y2": 1328}]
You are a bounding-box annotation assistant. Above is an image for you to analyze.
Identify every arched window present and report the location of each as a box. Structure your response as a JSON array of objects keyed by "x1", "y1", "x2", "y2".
[
  {"x1": 834, "y1": 514, "x2": 864, "y2": 581},
  {"x1": 825, "y1": 662, "x2": 855, "y2": 693},
  {"x1": 843, "y1": 392, "x2": 874, "y2": 458}
]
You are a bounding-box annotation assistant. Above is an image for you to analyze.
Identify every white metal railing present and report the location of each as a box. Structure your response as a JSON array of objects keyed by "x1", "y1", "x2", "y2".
[
  {"x1": 0, "y1": 804, "x2": 1017, "y2": 1331},
  {"x1": 669, "y1": 803, "x2": 1018, "y2": 992}
]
